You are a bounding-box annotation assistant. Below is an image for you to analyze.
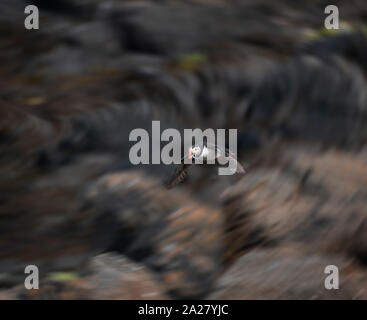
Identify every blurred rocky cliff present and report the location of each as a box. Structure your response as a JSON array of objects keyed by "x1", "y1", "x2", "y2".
[{"x1": 1, "y1": 0, "x2": 367, "y2": 299}]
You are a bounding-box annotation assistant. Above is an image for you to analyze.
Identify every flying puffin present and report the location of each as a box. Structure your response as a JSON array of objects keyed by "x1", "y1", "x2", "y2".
[{"x1": 164, "y1": 142, "x2": 246, "y2": 189}]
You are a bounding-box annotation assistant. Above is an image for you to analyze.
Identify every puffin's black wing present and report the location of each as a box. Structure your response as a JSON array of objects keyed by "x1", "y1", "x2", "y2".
[
  {"x1": 163, "y1": 157, "x2": 192, "y2": 189},
  {"x1": 206, "y1": 143, "x2": 246, "y2": 174},
  {"x1": 224, "y1": 149, "x2": 246, "y2": 174}
]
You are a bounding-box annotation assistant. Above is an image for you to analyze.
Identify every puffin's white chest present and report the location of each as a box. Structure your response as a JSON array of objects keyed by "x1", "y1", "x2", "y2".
[
  {"x1": 198, "y1": 146, "x2": 218, "y2": 160},
  {"x1": 201, "y1": 146, "x2": 210, "y2": 157}
]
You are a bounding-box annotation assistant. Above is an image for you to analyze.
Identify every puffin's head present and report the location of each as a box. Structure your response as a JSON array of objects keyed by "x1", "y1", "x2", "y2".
[{"x1": 188, "y1": 145, "x2": 201, "y2": 159}]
